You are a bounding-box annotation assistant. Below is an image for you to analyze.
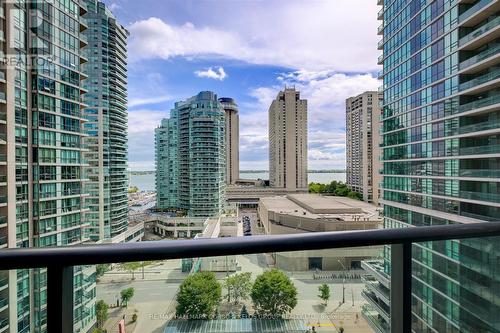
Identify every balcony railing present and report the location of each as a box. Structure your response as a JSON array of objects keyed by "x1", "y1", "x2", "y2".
[
  {"x1": 460, "y1": 17, "x2": 500, "y2": 47},
  {"x1": 459, "y1": 0, "x2": 494, "y2": 23},
  {"x1": 0, "y1": 223, "x2": 499, "y2": 333},
  {"x1": 460, "y1": 44, "x2": 500, "y2": 70},
  {"x1": 459, "y1": 67, "x2": 500, "y2": 91}
]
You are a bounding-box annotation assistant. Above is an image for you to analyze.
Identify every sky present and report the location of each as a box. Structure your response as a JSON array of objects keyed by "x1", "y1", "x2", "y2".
[{"x1": 101, "y1": 0, "x2": 381, "y2": 171}]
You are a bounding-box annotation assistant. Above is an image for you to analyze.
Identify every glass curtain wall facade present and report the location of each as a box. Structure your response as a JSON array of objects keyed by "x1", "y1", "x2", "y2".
[
  {"x1": 155, "y1": 91, "x2": 226, "y2": 218},
  {"x1": 155, "y1": 116, "x2": 179, "y2": 210},
  {"x1": 373, "y1": 0, "x2": 500, "y2": 332},
  {"x1": 0, "y1": 1, "x2": 96, "y2": 332},
  {"x1": 83, "y1": 0, "x2": 129, "y2": 241}
]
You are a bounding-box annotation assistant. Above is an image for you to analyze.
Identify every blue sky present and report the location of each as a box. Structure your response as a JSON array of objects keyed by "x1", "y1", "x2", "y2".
[{"x1": 102, "y1": 0, "x2": 381, "y2": 171}]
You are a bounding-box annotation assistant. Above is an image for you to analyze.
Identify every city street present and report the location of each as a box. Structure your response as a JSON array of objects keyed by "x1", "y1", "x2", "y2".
[{"x1": 96, "y1": 249, "x2": 372, "y2": 332}]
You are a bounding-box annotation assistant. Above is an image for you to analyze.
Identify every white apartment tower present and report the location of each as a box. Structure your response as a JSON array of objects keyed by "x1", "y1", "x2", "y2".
[
  {"x1": 269, "y1": 88, "x2": 308, "y2": 190},
  {"x1": 346, "y1": 91, "x2": 382, "y2": 204}
]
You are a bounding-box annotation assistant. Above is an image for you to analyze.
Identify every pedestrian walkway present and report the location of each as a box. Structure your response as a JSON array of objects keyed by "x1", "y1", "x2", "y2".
[{"x1": 103, "y1": 306, "x2": 138, "y2": 333}]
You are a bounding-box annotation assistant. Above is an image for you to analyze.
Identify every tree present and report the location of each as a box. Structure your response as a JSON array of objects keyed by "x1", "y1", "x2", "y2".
[
  {"x1": 176, "y1": 271, "x2": 222, "y2": 319},
  {"x1": 121, "y1": 262, "x2": 142, "y2": 279},
  {"x1": 347, "y1": 191, "x2": 363, "y2": 200},
  {"x1": 318, "y1": 284, "x2": 330, "y2": 305},
  {"x1": 96, "y1": 264, "x2": 110, "y2": 278},
  {"x1": 96, "y1": 300, "x2": 109, "y2": 328},
  {"x1": 240, "y1": 305, "x2": 250, "y2": 319},
  {"x1": 128, "y1": 186, "x2": 139, "y2": 193},
  {"x1": 251, "y1": 269, "x2": 297, "y2": 318},
  {"x1": 225, "y1": 272, "x2": 252, "y2": 305},
  {"x1": 334, "y1": 183, "x2": 350, "y2": 196},
  {"x1": 120, "y1": 287, "x2": 135, "y2": 307}
]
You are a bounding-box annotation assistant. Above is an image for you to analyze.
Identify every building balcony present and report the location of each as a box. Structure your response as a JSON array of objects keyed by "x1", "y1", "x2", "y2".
[
  {"x1": 459, "y1": 67, "x2": 500, "y2": 92},
  {"x1": 458, "y1": 117, "x2": 500, "y2": 135},
  {"x1": 0, "y1": 318, "x2": 7, "y2": 333},
  {"x1": 362, "y1": 260, "x2": 390, "y2": 288},
  {"x1": 459, "y1": 168, "x2": 500, "y2": 178},
  {"x1": 378, "y1": 38, "x2": 384, "y2": 50},
  {"x1": 362, "y1": 275, "x2": 390, "y2": 304},
  {"x1": 458, "y1": 93, "x2": 500, "y2": 113},
  {"x1": 378, "y1": 23, "x2": 384, "y2": 35},
  {"x1": 378, "y1": 7, "x2": 384, "y2": 20},
  {"x1": 362, "y1": 304, "x2": 390, "y2": 333},
  {"x1": 460, "y1": 190, "x2": 500, "y2": 203},
  {"x1": 459, "y1": 43, "x2": 500, "y2": 73},
  {"x1": 459, "y1": 0, "x2": 499, "y2": 27},
  {"x1": 362, "y1": 290, "x2": 390, "y2": 323},
  {"x1": 459, "y1": 17, "x2": 500, "y2": 50},
  {"x1": 0, "y1": 223, "x2": 498, "y2": 332},
  {"x1": 378, "y1": 53, "x2": 384, "y2": 65},
  {"x1": 460, "y1": 143, "x2": 500, "y2": 156}
]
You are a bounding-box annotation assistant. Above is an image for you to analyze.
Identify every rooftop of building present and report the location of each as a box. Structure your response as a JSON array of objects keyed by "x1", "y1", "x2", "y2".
[{"x1": 260, "y1": 194, "x2": 382, "y2": 222}]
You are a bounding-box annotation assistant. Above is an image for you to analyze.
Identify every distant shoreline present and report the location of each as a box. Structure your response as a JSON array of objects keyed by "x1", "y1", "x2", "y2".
[{"x1": 129, "y1": 170, "x2": 346, "y2": 175}]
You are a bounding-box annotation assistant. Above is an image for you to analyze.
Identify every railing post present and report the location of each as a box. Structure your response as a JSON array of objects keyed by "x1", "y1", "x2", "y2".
[
  {"x1": 390, "y1": 242, "x2": 412, "y2": 333},
  {"x1": 47, "y1": 265, "x2": 74, "y2": 333}
]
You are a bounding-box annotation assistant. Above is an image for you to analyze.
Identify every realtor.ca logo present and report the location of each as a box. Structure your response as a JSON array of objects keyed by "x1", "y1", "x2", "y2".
[{"x1": 1, "y1": 0, "x2": 59, "y2": 69}]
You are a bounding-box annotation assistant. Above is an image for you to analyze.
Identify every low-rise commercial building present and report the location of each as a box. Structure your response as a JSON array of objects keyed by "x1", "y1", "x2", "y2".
[{"x1": 258, "y1": 194, "x2": 383, "y2": 271}]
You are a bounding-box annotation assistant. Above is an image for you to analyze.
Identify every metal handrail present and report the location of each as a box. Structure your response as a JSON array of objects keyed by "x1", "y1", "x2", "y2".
[
  {"x1": 2, "y1": 222, "x2": 500, "y2": 333},
  {"x1": 0, "y1": 222, "x2": 499, "y2": 269}
]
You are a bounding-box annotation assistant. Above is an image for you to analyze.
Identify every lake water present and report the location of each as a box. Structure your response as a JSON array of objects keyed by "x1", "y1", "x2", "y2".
[{"x1": 129, "y1": 172, "x2": 347, "y2": 192}]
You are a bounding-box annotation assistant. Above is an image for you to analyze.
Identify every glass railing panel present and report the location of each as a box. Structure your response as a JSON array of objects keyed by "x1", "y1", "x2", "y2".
[
  {"x1": 460, "y1": 44, "x2": 500, "y2": 70},
  {"x1": 94, "y1": 248, "x2": 381, "y2": 333},
  {"x1": 459, "y1": 0, "x2": 494, "y2": 23},
  {"x1": 458, "y1": 94, "x2": 500, "y2": 113},
  {"x1": 459, "y1": 169, "x2": 500, "y2": 178},
  {"x1": 459, "y1": 67, "x2": 500, "y2": 91},
  {"x1": 460, "y1": 17, "x2": 500, "y2": 46}
]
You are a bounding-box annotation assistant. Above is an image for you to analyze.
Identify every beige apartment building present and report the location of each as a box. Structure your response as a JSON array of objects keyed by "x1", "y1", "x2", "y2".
[
  {"x1": 219, "y1": 98, "x2": 239, "y2": 185},
  {"x1": 269, "y1": 88, "x2": 308, "y2": 190},
  {"x1": 346, "y1": 91, "x2": 382, "y2": 204}
]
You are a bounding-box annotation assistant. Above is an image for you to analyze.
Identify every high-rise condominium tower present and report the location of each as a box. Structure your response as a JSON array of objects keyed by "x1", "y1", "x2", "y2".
[
  {"x1": 83, "y1": 0, "x2": 129, "y2": 241},
  {"x1": 219, "y1": 98, "x2": 239, "y2": 185},
  {"x1": 155, "y1": 91, "x2": 226, "y2": 217},
  {"x1": 0, "y1": 1, "x2": 95, "y2": 332},
  {"x1": 346, "y1": 91, "x2": 382, "y2": 204},
  {"x1": 363, "y1": 1, "x2": 500, "y2": 332},
  {"x1": 269, "y1": 88, "x2": 308, "y2": 190}
]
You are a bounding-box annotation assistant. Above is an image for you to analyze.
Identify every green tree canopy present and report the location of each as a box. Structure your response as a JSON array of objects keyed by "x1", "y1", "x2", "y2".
[
  {"x1": 251, "y1": 269, "x2": 297, "y2": 318},
  {"x1": 120, "y1": 287, "x2": 135, "y2": 307},
  {"x1": 318, "y1": 284, "x2": 330, "y2": 305},
  {"x1": 176, "y1": 271, "x2": 222, "y2": 320},
  {"x1": 225, "y1": 272, "x2": 252, "y2": 305},
  {"x1": 96, "y1": 300, "x2": 109, "y2": 328},
  {"x1": 347, "y1": 191, "x2": 363, "y2": 200},
  {"x1": 96, "y1": 264, "x2": 110, "y2": 278},
  {"x1": 334, "y1": 183, "x2": 350, "y2": 196}
]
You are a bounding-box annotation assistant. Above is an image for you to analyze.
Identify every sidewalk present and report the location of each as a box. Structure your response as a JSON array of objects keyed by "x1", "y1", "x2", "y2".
[
  {"x1": 98, "y1": 260, "x2": 188, "y2": 284},
  {"x1": 103, "y1": 306, "x2": 139, "y2": 333}
]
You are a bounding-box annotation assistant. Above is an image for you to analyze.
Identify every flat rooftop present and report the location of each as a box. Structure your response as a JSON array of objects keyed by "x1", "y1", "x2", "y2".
[{"x1": 260, "y1": 194, "x2": 382, "y2": 222}]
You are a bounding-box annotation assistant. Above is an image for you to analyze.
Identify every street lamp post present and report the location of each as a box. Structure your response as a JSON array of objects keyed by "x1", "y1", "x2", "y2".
[{"x1": 338, "y1": 259, "x2": 346, "y2": 304}]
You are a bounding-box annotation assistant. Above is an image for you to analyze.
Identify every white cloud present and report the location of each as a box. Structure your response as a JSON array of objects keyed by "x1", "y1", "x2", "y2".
[
  {"x1": 128, "y1": 95, "x2": 171, "y2": 108},
  {"x1": 194, "y1": 66, "x2": 228, "y2": 81},
  {"x1": 127, "y1": 0, "x2": 379, "y2": 72},
  {"x1": 127, "y1": 109, "x2": 169, "y2": 170},
  {"x1": 109, "y1": 3, "x2": 121, "y2": 11}
]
